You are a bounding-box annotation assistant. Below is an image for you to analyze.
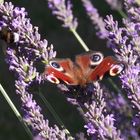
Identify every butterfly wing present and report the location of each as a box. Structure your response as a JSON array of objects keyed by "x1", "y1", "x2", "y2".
[
  {"x1": 43, "y1": 52, "x2": 124, "y2": 87},
  {"x1": 87, "y1": 56, "x2": 125, "y2": 82},
  {"x1": 75, "y1": 51, "x2": 104, "y2": 76},
  {"x1": 44, "y1": 58, "x2": 80, "y2": 85}
]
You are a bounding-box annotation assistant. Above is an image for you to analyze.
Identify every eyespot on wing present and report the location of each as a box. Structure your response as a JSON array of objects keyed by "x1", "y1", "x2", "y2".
[
  {"x1": 88, "y1": 56, "x2": 125, "y2": 82},
  {"x1": 46, "y1": 74, "x2": 60, "y2": 84},
  {"x1": 49, "y1": 60, "x2": 64, "y2": 72},
  {"x1": 109, "y1": 63, "x2": 125, "y2": 76},
  {"x1": 89, "y1": 52, "x2": 104, "y2": 66}
]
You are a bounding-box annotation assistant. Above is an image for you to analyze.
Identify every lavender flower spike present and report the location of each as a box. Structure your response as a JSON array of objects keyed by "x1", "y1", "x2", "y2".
[
  {"x1": 84, "y1": 83, "x2": 122, "y2": 140},
  {"x1": 6, "y1": 48, "x2": 70, "y2": 139},
  {"x1": 104, "y1": 13, "x2": 140, "y2": 111},
  {"x1": 48, "y1": 0, "x2": 78, "y2": 30},
  {"x1": 0, "y1": 2, "x2": 56, "y2": 62},
  {"x1": 81, "y1": 0, "x2": 108, "y2": 39},
  {"x1": 0, "y1": 2, "x2": 73, "y2": 139}
]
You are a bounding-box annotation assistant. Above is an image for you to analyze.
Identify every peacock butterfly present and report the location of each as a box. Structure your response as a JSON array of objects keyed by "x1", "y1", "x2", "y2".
[{"x1": 43, "y1": 51, "x2": 125, "y2": 89}]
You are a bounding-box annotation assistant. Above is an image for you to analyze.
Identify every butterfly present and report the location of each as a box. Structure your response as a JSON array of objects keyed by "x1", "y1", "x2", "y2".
[{"x1": 43, "y1": 51, "x2": 125, "y2": 90}]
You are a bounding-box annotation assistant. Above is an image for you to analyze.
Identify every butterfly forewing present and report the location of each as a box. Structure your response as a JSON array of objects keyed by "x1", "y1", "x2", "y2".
[
  {"x1": 75, "y1": 51, "x2": 104, "y2": 76},
  {"x1": 87, "y1": 56, "x2": 123, "y2": 82},
  {"x1": 44, "y1": 58, "x2": 80, "y2": 85}
]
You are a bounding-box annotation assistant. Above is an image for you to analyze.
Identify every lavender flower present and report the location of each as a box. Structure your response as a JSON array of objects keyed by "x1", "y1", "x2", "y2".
[
  {"x1": 6, "y1": 48, "x2": 70, "y2": 139},
  {"x1": 0, "y1": 2, "x2": 73, "y2": 139},
  {"x1": 125, "y1": 0, "x2": 140, "y2": 22},
  {"x1": 1, "y1": 0, "x2": 140, "y2": 139},
  {"x1": 84, "y1": 83, "x2": 122, "y2": 140},
  {"x1": 7, "y1": 41, "x2": 70, "y2": 139},
  {"x1": 104, "y1": 13, "x2": 140, "y2": 112},
  {"x1": 81, "y1": 0, "x2": 108, "y2": 39},
  {"x1": 48, "y1": 0, "x2": 78, "y2": 30},
  {"x1": 84, "y1": 122, "x2": 96, "y2": 135},
  {"x1": 0, "y1": 2, "x2": 56, "y2": 61},
  {"x1": 102, "y1": 2, "x2": 140, "y2": 137}
]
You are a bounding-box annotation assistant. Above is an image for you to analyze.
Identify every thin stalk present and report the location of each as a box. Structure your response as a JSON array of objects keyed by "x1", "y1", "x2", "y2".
[
  {"x1": 38, "y1": 88, "x2": 74, "y2": 140},
  {"x1": 107, "y1": 78, "x2": 121, "y2": 93},
  {"x1": 0, "y1": 83, "x2": 33, "y2": 139},
  {"x1": 70, "y1": 28, "x2": 89, "y2": 52},
  {"x1": 117, "y1": 9, "x2": 127, "y2": 18}
]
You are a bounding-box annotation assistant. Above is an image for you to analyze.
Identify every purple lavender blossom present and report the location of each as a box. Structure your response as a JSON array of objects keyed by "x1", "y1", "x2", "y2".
[
  {"x1": 0, "y1": 2, "x2": 72, "y2": 139},
  {"x1": 84, "y1": 82, "x2": 122, "y2": 140},
  {"x1": 125, "y1": 0, "x2": 140, "y2": 22},
  {"x1": 84, "y1": 122, "x2": 96, "y2": 135},
  {"x1": 103, "y1": 2, "x2": 140, "y2": 137},
  {"x1": 0, "y1": 2, "x2": 56, "y2": 61},
  {"x1": 81, "y1": 0, "x2": 108, "y2": 39},
  {"x1": 1, "y1": 1, "x2": 140, "y2": 140},
  {"x1": 48, "y1": 0, "x2": 78, "y2": 30},
  {"x1": 104, "y1": 13, "x2": 140, "y2": 113},
  {"x1": 6, "y1": 48, "x2": 69, "y2": 139}
]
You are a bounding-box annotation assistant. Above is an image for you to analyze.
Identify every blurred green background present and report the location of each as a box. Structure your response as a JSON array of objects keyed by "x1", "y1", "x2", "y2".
[{"x1": 0, "y1": 0, "x2": 122, "y2": 139}]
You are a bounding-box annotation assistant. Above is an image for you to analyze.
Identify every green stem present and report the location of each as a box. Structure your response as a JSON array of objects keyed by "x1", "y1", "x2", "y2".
[
  {"x1": 38, "y1": 89, "x2": 74, "y2": 140},
  {"x1": 117, "y1": 9, "x2": 127, "y2": 18},
  {"x1": 70, "y1": 28, "x2": 89, "y2": 52},
  {"x1": 0, "y1": 83, "x2": 33, "y2": 139},
  {"x1": 107, "y1": 78, "x2": 121, "y2": 93}
]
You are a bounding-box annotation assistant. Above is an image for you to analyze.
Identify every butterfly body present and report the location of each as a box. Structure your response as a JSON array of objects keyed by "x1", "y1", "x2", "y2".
[{"x1": 44, "y1": 51, "x2": 125, "y2": 88}]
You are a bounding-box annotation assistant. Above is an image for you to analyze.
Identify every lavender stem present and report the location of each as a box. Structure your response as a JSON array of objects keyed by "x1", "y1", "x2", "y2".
[
  {"x1": 70, "y1": 28, "x2": 89, "y2": 52},
  {"x1": 0, "y1": 83, "x2": 33, "y2": 139},
  {"x1": 117, "y1": 9, "x2": 127, "y2": 18},
  {"x1": 107, "y1": 78, "x2": 122, "y2": 93},
  {"x1": 38, "y1": 89, "x2": 73, "y2": 138}
]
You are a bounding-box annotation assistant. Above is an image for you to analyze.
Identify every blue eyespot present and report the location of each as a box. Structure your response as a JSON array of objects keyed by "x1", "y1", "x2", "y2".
[
  {"x1": 91, "y1": 54, "x2": 101, "y2": 62},
  {"x1": 49, "y1": 60, "x2": 64, "y2": 72},
  {"x1": 90, "y1": 52, "x2": 104, "y2": 66},
  {"x1": 51, "y1": 61, "x2": 60, "y2": 68}
]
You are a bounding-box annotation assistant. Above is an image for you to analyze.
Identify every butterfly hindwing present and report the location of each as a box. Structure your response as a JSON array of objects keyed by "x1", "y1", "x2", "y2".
[{"x1": 87, "y1": 56, "x2": 125, "y2": 82}]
